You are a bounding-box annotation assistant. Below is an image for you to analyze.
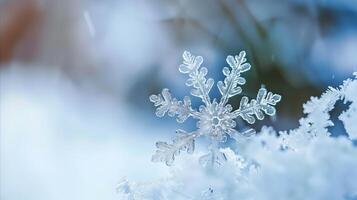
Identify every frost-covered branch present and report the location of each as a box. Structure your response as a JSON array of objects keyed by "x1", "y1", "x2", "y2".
[
  {"x1": 233, "y1": 88, "x2": 281, "y2": 124},
  {"x1": 218, "y1": 51, "x2": 251, "y2": 106}
]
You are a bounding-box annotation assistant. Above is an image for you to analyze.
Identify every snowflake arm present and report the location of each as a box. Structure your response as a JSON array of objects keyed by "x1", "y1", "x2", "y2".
[
  {"x1": 179, "y1": 51, "x2": 214, "y2": 107},
  {"x1": 218, "y1": 51, "x2": 251, "y2": 106},
  {"x1": 199, "y1": 144, "x2": 227, "y2": 167},
  {"x1": 151, "y1": 130, "x2": 199, "y2": 166},
  {"x1": 232, "y1": 88, "x2": 281, "y2": 124},
  {"x1": 150, "y1": 88, "x2": 200, "y2": 123}
]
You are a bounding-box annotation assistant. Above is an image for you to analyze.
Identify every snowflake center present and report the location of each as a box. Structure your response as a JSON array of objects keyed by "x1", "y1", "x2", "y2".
[{"x1": 211, "y1": 116, "x2": 221, "y2": 128}]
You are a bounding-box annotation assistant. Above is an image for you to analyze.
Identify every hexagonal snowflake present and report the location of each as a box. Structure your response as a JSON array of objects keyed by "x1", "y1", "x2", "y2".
[{"x1": 150, "y1": 51, "x2": 281, "y2": 166}]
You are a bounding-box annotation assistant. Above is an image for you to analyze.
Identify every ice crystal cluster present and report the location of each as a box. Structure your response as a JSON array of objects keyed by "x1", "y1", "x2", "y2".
[
  {"x1": 279, "y1": 72, "x2": 357, "y2": 150},
  {"x1": 118, "y1": 51, "x2": 357, "y2": 199},
  {"x1": 149, "y1": 51, "x2": 281, "y2": 166}
]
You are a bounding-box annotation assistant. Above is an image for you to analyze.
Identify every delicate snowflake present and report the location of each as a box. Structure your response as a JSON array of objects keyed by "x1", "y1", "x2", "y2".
[{"x1": 150, "y1": 51, "x2": 281, "y2": 166}]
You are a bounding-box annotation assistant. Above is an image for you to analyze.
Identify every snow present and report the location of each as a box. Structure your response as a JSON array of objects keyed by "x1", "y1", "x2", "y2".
[{"x1": 118, "y1": 53, "x2": 357, "y2": 200}]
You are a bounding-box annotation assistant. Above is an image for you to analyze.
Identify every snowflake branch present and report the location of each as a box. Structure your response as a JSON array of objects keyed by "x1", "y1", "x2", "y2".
[
  {"x1": 233, "y1": 88, "x2": 281, "y2": 124},
  {"x1": 218, "y1": 51, "x2": 251, "y2": 106},
  {"x1": 179, "y1": 51, "x2": 213, "y2": 107},
  {"x1": 199, "y1": 140, "x2": 227, "y2": 167},
  {"x1": 150, "y1": 88, "x2": 199, "y2": 123},
  {"x1": 152, "y1": 130, "x2": 199, "y2": 166}
]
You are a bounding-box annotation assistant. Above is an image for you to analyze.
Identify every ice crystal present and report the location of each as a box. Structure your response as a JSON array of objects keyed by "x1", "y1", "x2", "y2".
[
  {"x1": 280, "y1": 72, "x2": 357, "y2": 149},
  {"x1": 150, "y1": 51, "x2": 281, "y2": 166}
]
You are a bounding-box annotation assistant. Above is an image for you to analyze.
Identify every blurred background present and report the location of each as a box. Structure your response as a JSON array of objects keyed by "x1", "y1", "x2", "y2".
[{"x1": 1, "y1": 0, "x2": 357, "y2": 199}]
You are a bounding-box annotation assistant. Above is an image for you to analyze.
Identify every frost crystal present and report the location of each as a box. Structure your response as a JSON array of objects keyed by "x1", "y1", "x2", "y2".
[
  {"x1": 150, "y1": 51, "x2": 281, "y2": 166},
  {"x1": 280, "y1": 72, "x2": 357, "y2": 149}
]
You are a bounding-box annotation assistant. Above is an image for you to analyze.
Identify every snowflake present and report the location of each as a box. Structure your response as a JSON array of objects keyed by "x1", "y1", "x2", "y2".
[{"x1": 150, "y1": 51, "x2": 281, "y2": 166}]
